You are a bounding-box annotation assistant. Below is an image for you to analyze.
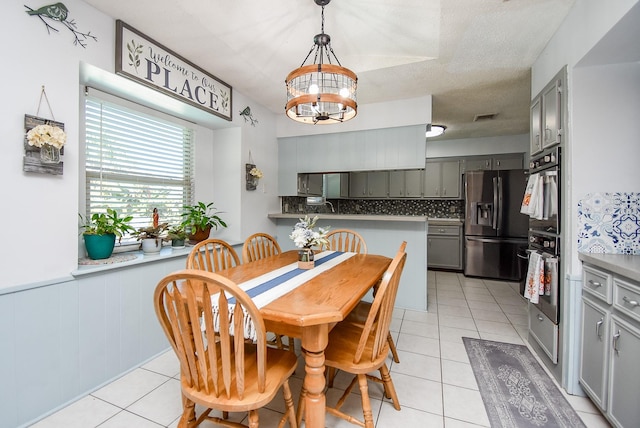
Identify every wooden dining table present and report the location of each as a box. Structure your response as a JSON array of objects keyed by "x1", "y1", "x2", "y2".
[{"x1": 215, "y1": 250, "x2": 391, "y2": 428}]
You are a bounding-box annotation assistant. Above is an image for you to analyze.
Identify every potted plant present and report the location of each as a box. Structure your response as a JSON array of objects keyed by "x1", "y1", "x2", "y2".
[
  {"x1": 79, "y1": 208, "x2": 134, "y2": 260},
  {"x1": 167, "y1": 224, "x2": 188, "y2": 248},
  {"x1": 181, "y1": 201, "x2": 227, "y2": 243},
  {"x1": 132, "y1": 222, "x2": 169, "y2": 255}
]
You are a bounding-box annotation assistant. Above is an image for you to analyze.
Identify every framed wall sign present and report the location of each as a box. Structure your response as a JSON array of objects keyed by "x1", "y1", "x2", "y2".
[{"x1": 115, "y1": 20, "x2": 232, "y2": 121}]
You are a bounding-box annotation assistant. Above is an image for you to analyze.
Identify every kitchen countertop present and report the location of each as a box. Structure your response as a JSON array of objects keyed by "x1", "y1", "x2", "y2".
[
  {"x1": 268, "y1": 213, "x2": 428, "y2": 222},
  {"x1": 578, "y1": 252, "x2": 640, "y2": 282}
]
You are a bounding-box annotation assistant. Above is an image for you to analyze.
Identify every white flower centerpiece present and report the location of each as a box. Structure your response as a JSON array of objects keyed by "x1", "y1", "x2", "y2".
[
  {"x1": 289, "y1": 215, "x2": 330, "y2": 269},
  {"x1": 27, "y1": 124, "x2": 66, "y2": 164}
]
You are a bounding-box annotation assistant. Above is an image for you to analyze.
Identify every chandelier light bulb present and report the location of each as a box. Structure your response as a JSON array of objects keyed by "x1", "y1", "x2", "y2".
[
  {"x1": 339, "y1": 87, "x2": 349, "y2": 98},
  {"x1": 309, "y1": 83, "x2": 319, "y2": 94}
]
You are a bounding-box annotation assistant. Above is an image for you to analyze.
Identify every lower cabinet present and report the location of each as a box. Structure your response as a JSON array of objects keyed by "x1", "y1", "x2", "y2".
[
  {"x1": 427, "y1": 224, "x2": 462, "y2": 270},
  {"x1": 579, "y1": 263, "x2": 640, "y2": 428}
]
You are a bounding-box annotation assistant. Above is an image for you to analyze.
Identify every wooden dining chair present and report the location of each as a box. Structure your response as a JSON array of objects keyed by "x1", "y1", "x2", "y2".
[
  {"x1": 343, "y1": 241, "x2": 405, "y2": 364},
  {"x1": 297, "y1": 242, "x2": 407, "y2": 428},
  {"x1": 242, "y1": 233, "x2": 282, "y2": 263},
  {"x1": 241, "y1": 232, "x2": 294, "y2": 353},
  {"x1": 186, "y1": 238, "x2": 240, "y2": 271},
  {"x1": 154, "y1": 269, "x2": 298, "y2": 428},
  {"x1": 325, "y1": 229, "x2": 368, "y2": 254}
]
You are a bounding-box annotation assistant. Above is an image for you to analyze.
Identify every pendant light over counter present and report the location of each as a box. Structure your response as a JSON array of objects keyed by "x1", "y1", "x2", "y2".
[{"x1": 285, "y1": 0, "x2": 357, "y2": 124}]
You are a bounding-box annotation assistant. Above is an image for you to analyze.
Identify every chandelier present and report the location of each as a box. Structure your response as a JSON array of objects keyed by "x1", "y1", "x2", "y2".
[{"x1": 285, "y1": 0, "x2": 357, "y2": 124}]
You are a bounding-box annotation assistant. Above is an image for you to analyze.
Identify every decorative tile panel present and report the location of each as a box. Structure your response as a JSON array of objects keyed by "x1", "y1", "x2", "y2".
[{"x1": 577, "y1": 192, "x2": 640, "y2": 255}]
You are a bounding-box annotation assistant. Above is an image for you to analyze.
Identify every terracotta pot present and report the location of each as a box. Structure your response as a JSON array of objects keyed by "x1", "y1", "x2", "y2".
[{"x1": 188, "y1": 225, "x2": 212, "y2": 244}]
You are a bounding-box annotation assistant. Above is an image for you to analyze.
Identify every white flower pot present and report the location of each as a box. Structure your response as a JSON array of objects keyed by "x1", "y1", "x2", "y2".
[{"x1": 141, "y1": 238, "x2": 162, "y2": 255}]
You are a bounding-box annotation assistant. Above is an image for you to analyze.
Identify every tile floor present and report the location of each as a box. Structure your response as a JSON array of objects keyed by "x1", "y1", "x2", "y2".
[{"x1": 31, "y1": 271, "x2": 612, "y2": 427}]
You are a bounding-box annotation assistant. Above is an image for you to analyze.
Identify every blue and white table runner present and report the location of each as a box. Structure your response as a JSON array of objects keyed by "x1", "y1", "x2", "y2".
[{"x1": 210, "y1": 251, "x2": 356, "y2": 340}]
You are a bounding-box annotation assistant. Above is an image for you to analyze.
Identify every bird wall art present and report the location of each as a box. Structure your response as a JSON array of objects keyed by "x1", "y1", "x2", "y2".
[
  {"x1": 239, "y1": 106, "x2": 258, "y2": 126},
  {"x1": 25, "y1": 2, "x2": 97, "y2": 48}
]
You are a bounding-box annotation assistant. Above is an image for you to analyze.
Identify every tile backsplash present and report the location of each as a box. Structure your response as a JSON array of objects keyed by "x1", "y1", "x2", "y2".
[
  {"x1": 281, "y1": 196, "x2": 464, "y2": 219},
  {"x1": 577, "y1": 192, "x2": 640, "y2": 255}
]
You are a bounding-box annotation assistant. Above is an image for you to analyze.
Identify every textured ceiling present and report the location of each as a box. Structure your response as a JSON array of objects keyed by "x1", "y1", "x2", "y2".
[{"x1": 82, "y1": 0, "x2": 575, "y2": 140}]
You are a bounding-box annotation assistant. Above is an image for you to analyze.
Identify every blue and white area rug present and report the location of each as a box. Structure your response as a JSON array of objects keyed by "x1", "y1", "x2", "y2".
[{"x1": 463, "y1": 338, "x2": 586, "y2": 428}]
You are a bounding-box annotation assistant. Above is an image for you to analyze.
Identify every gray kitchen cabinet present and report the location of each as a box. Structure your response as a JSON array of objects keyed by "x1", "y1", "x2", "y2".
[
  {"x1": 579, "y1": 298, "x2": 609, "y2": 410},
  {"x1": 427, "y1": 224, "x2": 462, "y2": 270},
  {"x1": 424, "y1": 159, "x2": 460, "y2": 198},
  {"x1": 297, "y1": 173, "x2": 323, "y2": 196},
  {"x1": 461, "y1": 154, "x2": 523, "y2": 172},
  {"x1": 530, "y1": 67, "x2": 565, "y2": 155},
  {"x1": 349, "y1": 171, "x2": 388, "y2": 198},
  {"x1": 530, "y1": 96, "x2": 543, "y2": 155},
  {"x1": 389, "y1": 169, "x2": 423, "y2": 198},
  {"x1": 580, "y1": 262, "x2": 640, "y2": 428},
  {"x1": 463, "y1": 157, "x2": 492, "y2": 171},
  {"x1": 608, "y1": 315, "x2": 640, "y2": 428}
]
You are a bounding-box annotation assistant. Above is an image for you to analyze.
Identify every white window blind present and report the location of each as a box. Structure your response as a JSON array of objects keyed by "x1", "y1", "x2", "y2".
[{"x1": 84, "y1": 96, "x2": 194, "y2": 233}]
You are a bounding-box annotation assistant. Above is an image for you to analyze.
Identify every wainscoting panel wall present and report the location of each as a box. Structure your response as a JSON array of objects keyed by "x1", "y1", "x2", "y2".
[{"x1": 0, "y1": 254, "x2": 188, "y2": 428}]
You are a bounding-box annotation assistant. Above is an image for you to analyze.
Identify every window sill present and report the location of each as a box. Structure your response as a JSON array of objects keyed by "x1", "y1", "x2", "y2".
[{"x1": 72, "y1": 246, "x2": 191, "y2": 277}]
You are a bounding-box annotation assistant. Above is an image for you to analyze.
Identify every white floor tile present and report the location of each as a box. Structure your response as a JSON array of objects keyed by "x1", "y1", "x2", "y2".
[
  {"x1": 389, "y1": 372, "x2": 443, "y2": 415},
  {"x1": 469, "y1": 308, "x2": 509, "y2": 323},
  {"x1": 392, "y1": 351, "x2": 441, "y2": 382},
  {"x1": 403, "y1": 309, "x2": 436, "y2": 324},
  {"x1": 474, "y1": 319, "x2": 520, "y2": 337},
  {"x1": 439, "y1": 341, "x2": 470, "y2": 364},
  {"x1": 438, "y1": 326, "x2": 479, "y2": 344},
  {"x1": 438, "y1": 314, "x2": 477, "y2": 331},
  {"x1": 441, "y1": 359, "x2": 478, "y2": 390},
  {"x1": 141, "y1": 349, "x2": 180, "y2": 377},
  {"x1": 400, "y1": 319, "x2": 440, "y2": 339},
  {"x1": 437, "y1": 304, "x2": 472, "y2": 318},
  {"x1": 92, "y1": 368, "x2": 171, "y2": 408},
  {"x1": 125, "y1": 378, "x2": 184, "y2": 426},
  {"x1": 97, "y1": 410, "x2": 164, "y2": 427},
  {"x1": 444, "y1": 417, "x2": 490, "y2": 427},
  {"x1": 396, "y1": 332, "x2": 440, "y2": 358},
  {"x1": 377, "y1": 404, "x2": 444, "y2": 427},
  {"x1": 442, "y1": 384, "x2": 490, "y2": 426},
  {"x1": 29, "y1": 396, "x2": 120, "y2": 428}
]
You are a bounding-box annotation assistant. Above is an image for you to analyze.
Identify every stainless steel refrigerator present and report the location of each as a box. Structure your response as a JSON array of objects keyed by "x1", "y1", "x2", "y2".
[{"x1": 464, "y1": 169, "x2": 529, "y2": 281}]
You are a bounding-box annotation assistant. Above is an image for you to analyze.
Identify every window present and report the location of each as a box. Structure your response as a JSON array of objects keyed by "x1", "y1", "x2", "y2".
[{"x1": 84, "y1": 95, "x2": 194, "y2": 235}]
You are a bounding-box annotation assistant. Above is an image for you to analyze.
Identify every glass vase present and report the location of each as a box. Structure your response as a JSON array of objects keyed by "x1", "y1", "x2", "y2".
[
  {"x1": 298, "y1": 248, "x2": 315, "y2": 269},
  {"x1": 40, "y1": 144, "x2": 61, "y2": 164}
]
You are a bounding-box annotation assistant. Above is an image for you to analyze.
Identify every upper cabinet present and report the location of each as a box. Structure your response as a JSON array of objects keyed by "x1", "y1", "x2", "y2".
[
  {"x1": 531, "y1": 67, "x2": 565, "y2": 155},
  {"x1": 389, "y1": 169, "x2": 423, "y2": 198},
  {"x1": 297, "y1": 173, "x2": 323, "y2": 196},
  {"x1": 349, "y1": 171, "x2": 389, "y2": 198},
  {"x1": 461, "y1": 154, "x2": 524, "y2": 172},
  {"x1": 424, "y1": 159, "x2": 461, "y2": 199}
]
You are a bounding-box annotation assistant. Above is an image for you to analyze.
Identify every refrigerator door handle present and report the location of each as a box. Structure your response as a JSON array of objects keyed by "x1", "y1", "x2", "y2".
[
  {"x1": 497, "y1": 176, "x2": 503, "y2": 232},
  {"x1": 492, "y1": 177, "x2": 499, "y2": 230}
]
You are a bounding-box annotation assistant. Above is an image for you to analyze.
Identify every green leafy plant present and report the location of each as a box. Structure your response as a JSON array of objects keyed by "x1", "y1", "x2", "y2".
[
  {"x1": 79, "y1": 208, "x2": 134, "y2": 239},
  {"x1": 167, "y1": 225, "x2": 188, "y2": 240},
  {"x1": 180, "y1": 201, "x2": 227, "y2": 233}
]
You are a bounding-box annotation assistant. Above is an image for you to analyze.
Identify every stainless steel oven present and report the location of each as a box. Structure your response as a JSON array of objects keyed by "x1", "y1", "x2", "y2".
[
  {"x1": 528, "y1": 148, "x2": 560, "y2": 234},
  {"x1": 528, "y1": 230, "x2": 560, "y2": 324}
]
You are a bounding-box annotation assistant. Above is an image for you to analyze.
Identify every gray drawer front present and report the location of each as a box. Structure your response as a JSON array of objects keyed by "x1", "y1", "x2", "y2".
[
  {"x1": 428, "y1": 225, "x2": 460, "y2": 236},
  {"x1": 529, "y1": 305, "x2": 559, "y2": 364},
  {"x1": 583, "y1": 265, "x2": 613, "y2": 304},
  {"x1": 613, "y1": 278, "x2": 640, "y2": 323}
]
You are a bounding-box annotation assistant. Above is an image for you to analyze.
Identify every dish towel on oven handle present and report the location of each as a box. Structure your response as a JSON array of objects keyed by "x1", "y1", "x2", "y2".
[
  {"x1": 521, "y1": 173, "x2": 543, "y2": 218},
  {"x1": 544, "y1": 255, "x2": 559, "y2": 304},
  {"x1": 207, "y1": 251, "x2": 356, "y2": 341},
  {"x1": 524, "y1": 251, "x2": 545, "y2": 304}
]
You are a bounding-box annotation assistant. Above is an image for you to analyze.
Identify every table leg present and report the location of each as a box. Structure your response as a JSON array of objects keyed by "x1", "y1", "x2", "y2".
[{"x1": 301, "y1": 324, "x2": 329, "y2": 428}]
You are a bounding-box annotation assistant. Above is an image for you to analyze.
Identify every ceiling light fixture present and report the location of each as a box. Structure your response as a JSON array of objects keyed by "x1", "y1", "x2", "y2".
[
  {"x1": 425, "y1": 124, "x2": 446, "y2": 138},
  {"x1": 285, "y1": 0, "x2": 357, "y2": 124}
]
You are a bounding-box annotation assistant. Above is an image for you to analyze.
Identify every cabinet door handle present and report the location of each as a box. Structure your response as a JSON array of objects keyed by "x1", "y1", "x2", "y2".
[
  {"x1": 588, "y1": 279, "x2": 602, "y2": 288},
  {"x1": 612, "y1": 330, "x2": 621, "y2": 355},
  {"x1": 596, "y1": 318, "x2": 604, "y2": 339},
  {"x1": 622, "y1": 296, "x2": 639, "y2": 307},
  {"x1": 537, "y1": 314, "x2": 544, "y2": 322}
]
